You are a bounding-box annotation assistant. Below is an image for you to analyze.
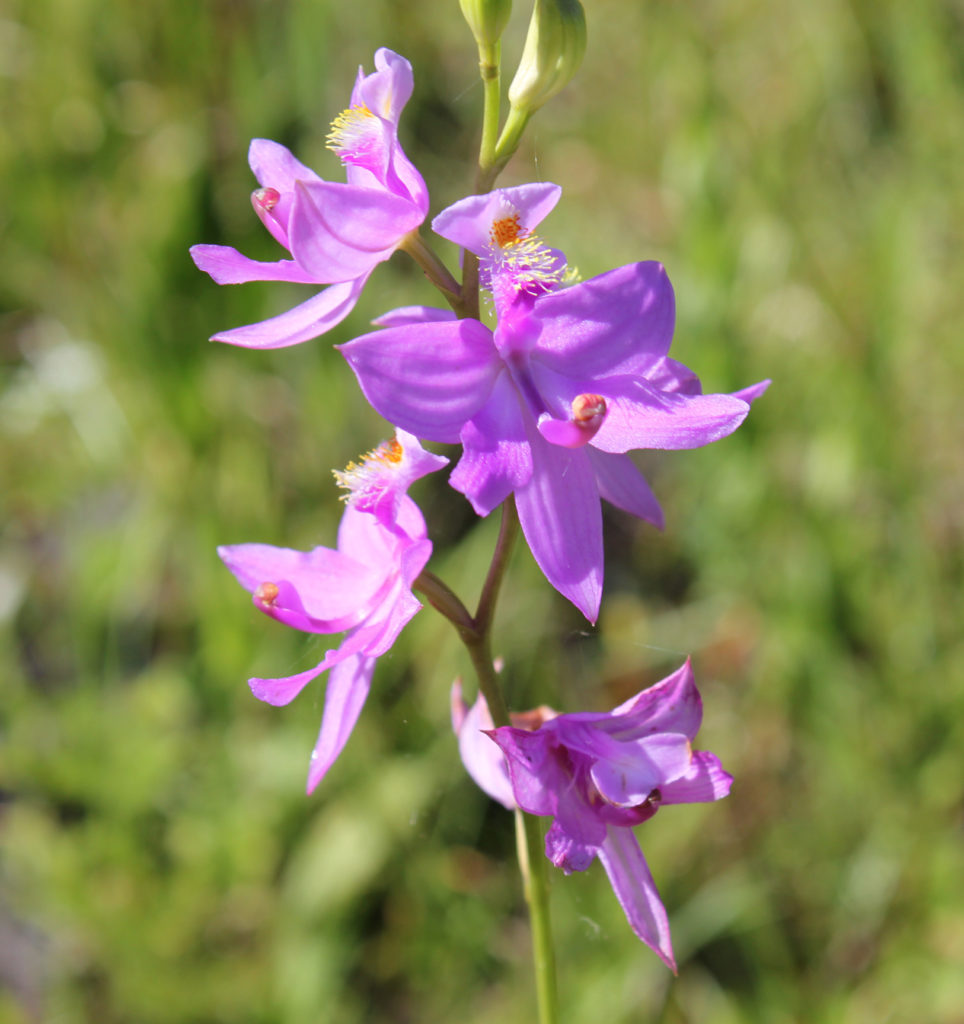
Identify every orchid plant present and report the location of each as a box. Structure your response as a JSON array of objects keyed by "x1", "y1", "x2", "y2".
[{"x1": 193, "y1": 5, "x2": 767, "y2": 1020}]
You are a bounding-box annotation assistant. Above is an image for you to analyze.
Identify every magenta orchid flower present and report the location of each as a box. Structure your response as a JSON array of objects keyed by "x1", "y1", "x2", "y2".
[
  {"x1": 218, "y1": 431, "x2": 446, "y2": 792},
  {"x1": 339, "y1": 184, "x2": 769, "y2": 622},
  {"x1": 432, "y1": 181, "x2": 567, "y2": 294},
  {"x1": 453, "y1": 660, "x2": 731, "y2": 971},
  {"x1": 190, "y1": 48, "x2": 428, "y2": 349}
]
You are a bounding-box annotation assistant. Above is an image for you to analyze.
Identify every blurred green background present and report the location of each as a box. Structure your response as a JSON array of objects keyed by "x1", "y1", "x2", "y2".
[{"x1": 3, "y1": 0, "x2": 963, "y2": 1021}]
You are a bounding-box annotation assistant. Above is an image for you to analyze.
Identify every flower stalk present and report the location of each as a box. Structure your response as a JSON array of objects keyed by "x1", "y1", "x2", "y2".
[
  {"x1": 400, "y1": 231, "x2": 467, "y2": 315},
  {"x1": 477, "y1": 39, "x2": 502, "y2": 180},
  {"x1": 414, "y1": 499, "x2": 518, "y2": 729},
  {"x1": 415, "y1": 496, "x2": 559, "y2": 1024},
  {"x1": 465, "y1": 28, "x2": 505, "y2": 309},
  {"x1": 516, "y1": 809, "x2": 559, "y2": 1024}
]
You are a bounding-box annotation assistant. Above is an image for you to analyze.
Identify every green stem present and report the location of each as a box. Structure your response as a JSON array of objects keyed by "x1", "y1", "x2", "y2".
[
  {"x1": 495, "y1": 105, "x2": 531, "y2": 163},
  {"x1": 459, "y1": 39, "x2": 502, "y2": 317},
  {"x1": 413, "y1": 500, "x2": 519, "y2": 727},
  {"x1": 475, "y1": 41, "x2": 499, "y2": 180},
  {"x1": 415, "y1": 499, "x2": 559, "y2": 1023},
  {"x1": 461, "y1": 251, "x2": 481, "y2": 321},
  {"x1": 476, "y1": 105, "x2": 532, "y2": 192},
  {"x1": 463, "y1": 628, "x2": 511, "y2": 728},
  {"x1": 413, "y1": 569, "x2": 475, "y2": 636},
  {"x1": 422, "y1": 44, "x2": 558, "y2": 1017},
  {"x1": 476, "y1": 40, "x2": 502, "y2": 183},
  {"x1": 516, "y1": 810, "x2": 559, "y2": 1024},
  {"x1": 474, "y1": 495, "x2": 518, "y2": 637},
  {"x1": 400, "y1": 231, "x2": 467, "y2": 315}
]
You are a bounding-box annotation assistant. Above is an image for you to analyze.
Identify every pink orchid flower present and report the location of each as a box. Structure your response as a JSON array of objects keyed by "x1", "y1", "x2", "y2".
[
  {"x1": 219, "y1": 432, "x2": 446, "y2": 792},
  {"x1": 191, "y1": 48, "x2": 428, "y2": 348},
  {"x1": 453, "y1": 660, "x2": 731, "y2": 971}
]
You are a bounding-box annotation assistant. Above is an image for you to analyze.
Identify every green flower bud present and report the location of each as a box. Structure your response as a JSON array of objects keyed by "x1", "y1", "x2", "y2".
[
  {"x1": 507, "y1": 0, "x2": 587, "y2": 116},
  {"x1": 460, "y1": 0, "x2": 513, "y2": 48}
]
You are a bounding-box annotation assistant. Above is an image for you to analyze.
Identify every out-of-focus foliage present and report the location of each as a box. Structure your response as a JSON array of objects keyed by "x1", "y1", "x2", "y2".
[{"x1": 2, "y1": 0, "x2": 963, "y2": 1021}]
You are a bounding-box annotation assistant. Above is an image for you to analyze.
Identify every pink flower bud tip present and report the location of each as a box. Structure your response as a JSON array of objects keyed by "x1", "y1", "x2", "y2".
[
  {"x1": 251, "y1": 187, "x2": 280, "y2": 213},
  {"x1": 255, "y1": 581, "x2": 279, "y2": 607}
]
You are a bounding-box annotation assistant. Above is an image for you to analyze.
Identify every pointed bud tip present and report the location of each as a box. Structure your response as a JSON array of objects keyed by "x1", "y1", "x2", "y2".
[
  {"x1": 252, "y1": 187, "x2": 280, "y2": 213},
  {"x1": 507, "y1": 0, "x2": 587, "y2": 117},
  {"x1": 459, "y1": 0, "x2": 512, "y2": 47}
]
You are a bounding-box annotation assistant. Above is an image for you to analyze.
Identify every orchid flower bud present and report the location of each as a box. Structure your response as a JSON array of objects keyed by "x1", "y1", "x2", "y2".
[
  {"x1": 460, "y1": 0, "x2": 512, "y2": 48},
  {"x1": 507, "y1": 0, "x2": 587, "y2": 116}
]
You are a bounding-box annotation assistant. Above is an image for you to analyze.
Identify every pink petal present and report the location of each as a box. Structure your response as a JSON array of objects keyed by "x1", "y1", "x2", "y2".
[
  {"x1": 432, "y1": 183, "x2": 562, "y2": 255},
  {"x1": 361, "y1": 583, "x2": 423, "y2": 658},
  {"x1": 643, "y1": 356, "x2": 703, "y2": 395},
  {"x1": 190, "y1": 245, "x2": 319, "y2": 285},
  {"x1": 732, "y1": 378, "x2": 771, "y2": 404},
  {"x1": 335, "y1": 431, "x2": 448, "y2": 525},
  {"x1": 393, "y1": 494, "x2": 432, "y2": 549},
  {"x1": 336, "y1": 497, "x2": 430, "y2": 577},
  {"x1": 659, "y1": 751, "x2": 733, "y2": 804},
  {"x1": 348, "y1": 50, "x2": 427, "y2": 211},
  {"x1": 591, "y1": 375, "x2": 752, "y2": 453},
  {"x1": 608, "y1": 660, "x2": 703, "y2": 740},
  {"x1": 533, "y1": 262, "x2": 676, "y2": 378},
  {"x1": 545, "y1": 820, "x2": 598, "y2": 873},
  {"x1": 549, "y1": 784, "x2": 609, "y2": 853},
  {"x1": 358, "y1": 48, "x2": 414, "y2": 124},
  {"x1": 398, "y1": 536, "x2": 433, "y2": 589},
  {"x1": 339, "y1": 319, "x2": 500, "y2": 443},
  {"x1": 217, "y1": 541, "x2": 386, "y2": 631},
  {"x1": 336, "y1": 502, "x2": 402, "y2": 567},
  {"x1": 450, "y1": 375, "x2": 533, "y2": 515},
  {"x1": 597, "y1": 826, "x2": 676, "y2": 971},
  {"x1": 305, "y1": 654, "x2": 376, "y2": 793},
  {"x1": 212, "y1": 276, "x2": 368, "y2": 348},
  {"x1": 589, "y1": 732, "x2": 694, "y2": 806},
  {"x1": 249, "y1": 661, "x2": 327, "y2": 707},
  {"x1": 371, "y1": 305, "x2": 457, "y2": 327},
  {"x1": 248, "y1": 138, "x2": 323, "y2": 192},
  {"x1": 515, "y1": 433, "x2": 602, "y2": 623},
  {"x1": 586, "y1": 449, "x2": 664, "y2": 528},
  {"x1": 487, "y1": 727, "x2": 560, "y2": 817},
  {"x1": 290, "y1": 181, "x2": 420, "y2": 281},
  {"x1": 536, "y1": 410, "x2": 603, "y2": 449},
  {"x1": 243, "y1": 583, "x2": 416, "y2": 711},
  {"x1": 450, "y1": 682, "x2": 516, "y2": 810}
]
